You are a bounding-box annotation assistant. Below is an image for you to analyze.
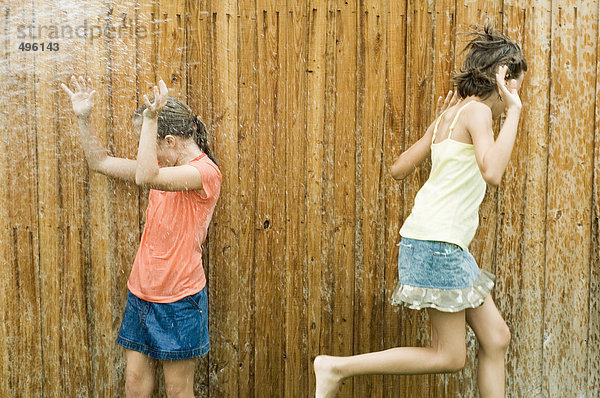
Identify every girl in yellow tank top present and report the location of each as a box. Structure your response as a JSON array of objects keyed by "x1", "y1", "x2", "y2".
[{"x1": 315, "y1": 23, "x2": 527, "y2": 398}]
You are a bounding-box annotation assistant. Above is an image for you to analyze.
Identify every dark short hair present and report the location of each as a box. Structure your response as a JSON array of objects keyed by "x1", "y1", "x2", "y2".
[{"x1": 454, "y1": 23, "x2": 527, "y2": 99}]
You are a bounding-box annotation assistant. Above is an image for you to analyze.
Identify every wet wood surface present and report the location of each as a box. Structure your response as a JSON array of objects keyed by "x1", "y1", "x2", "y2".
[{"x1": 1, "y1": 0, "x2": 599, "y2": 396}]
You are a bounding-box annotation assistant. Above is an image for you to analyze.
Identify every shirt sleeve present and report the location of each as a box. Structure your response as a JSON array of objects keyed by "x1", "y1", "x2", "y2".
[{"x1": 189, "y1": 158, "x2": 222, "y2": 200}]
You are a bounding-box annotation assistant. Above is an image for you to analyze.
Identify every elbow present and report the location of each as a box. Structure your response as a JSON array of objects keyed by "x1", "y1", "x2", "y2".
[
  {"x1": 87, "y1": 158, "x2": 104, "y2": 174},
  {"x1": 135, "y1": 175, "x2": 151, "y2": 187},
  {"x1": 135, "y1": 170, "x2": 158, "y2": 187},
  {"x1": 389, "y1": 164, "x2": 408, "y2": 181},
  {"x1": 482, "y1": 170, "x2": 502, "y2": 187}
]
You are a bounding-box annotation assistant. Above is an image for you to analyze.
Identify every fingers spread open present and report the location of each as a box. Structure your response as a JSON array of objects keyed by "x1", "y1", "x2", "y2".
[
  {"x1": 71, "y1": 75, "x2": 81, "y2": 91},
  {"x1": 449, "y1": 90, "x2": 458, "y2": 106},
  {"x1": 61, "y1": 83, "x2": 74, "y2": 97},
  {"x1": 436, "y1": 95, "x2": 443, "y2": 114},
  {"x1": 78, "y1": 76, "x2": 87, "y2": 91}
]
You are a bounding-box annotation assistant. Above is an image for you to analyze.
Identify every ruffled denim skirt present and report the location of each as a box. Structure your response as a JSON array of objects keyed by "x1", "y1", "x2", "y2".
[{"x1": 391, "y1": 237, "x2": 495, "y2": 312}]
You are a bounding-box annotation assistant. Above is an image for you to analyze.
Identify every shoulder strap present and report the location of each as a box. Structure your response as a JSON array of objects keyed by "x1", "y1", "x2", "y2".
[
  {"x1": 448, "y1": 101, "x2": 475, "y2": 140},
  {"x1": 431, "y1": 109, "x2": 449, "y2": 145}
]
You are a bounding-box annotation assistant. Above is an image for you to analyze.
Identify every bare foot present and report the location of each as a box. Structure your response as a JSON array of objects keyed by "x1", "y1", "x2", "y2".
[{"x1": 314, "y1": 355, "x2": 343, "y2": 398}]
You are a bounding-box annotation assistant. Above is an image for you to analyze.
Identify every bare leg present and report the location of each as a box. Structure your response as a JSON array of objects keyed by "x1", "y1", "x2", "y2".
[
  {"x1": 314, "y1": 309, "x2": 467, "y2": 398},
  {"x1": 125, "y1": 350, "x2": 156, "y2": 398},
  {"x1": 162, "y1": 358, "x2": 196, "y2": 398},
  {"x1": 466, "y1": 295, "x2": 511, "y2": 398}
]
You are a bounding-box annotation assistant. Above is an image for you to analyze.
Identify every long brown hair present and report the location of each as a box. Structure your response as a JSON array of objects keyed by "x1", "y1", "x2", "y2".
[
  {"x1": 454, "y1": 23, "x2": 527, "y2": 99},
  {"x1": 133, "y1": 96, "x2": 217, "y2": 165}
]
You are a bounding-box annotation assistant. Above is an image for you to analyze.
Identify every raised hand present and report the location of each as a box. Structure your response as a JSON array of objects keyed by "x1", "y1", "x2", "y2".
[
  {"x1": 61, "y1": 76, "x2": 96, "y2": 118},
  {"x1": 496, "y1": 65, "x2": 521, "y2": 111},
  {"x1": 142, "y1": 79, "x2": 169, "y2": 119},
  {"x1": 435, "y1": 90, "x2": 458, "y2": 117}
]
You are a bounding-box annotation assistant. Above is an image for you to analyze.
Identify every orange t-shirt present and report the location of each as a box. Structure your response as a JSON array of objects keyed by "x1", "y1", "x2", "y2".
[{"x1": 127, "y1": 154, "x2": 222, "y2": 303}]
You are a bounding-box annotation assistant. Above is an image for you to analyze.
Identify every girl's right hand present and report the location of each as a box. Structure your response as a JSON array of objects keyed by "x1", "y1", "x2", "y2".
[
  {"x1": 496, "y1": 65, "x2": 521, "y2": 111},
  {"x1": 142, "y1": 79, "x2": 169, "y2": 119},
  {"x1": 61, "y1": 76, "x2": 96, "y2": 118},
  {"x1": 435, "y1": 90, "x2": 458, "y2": 117}
]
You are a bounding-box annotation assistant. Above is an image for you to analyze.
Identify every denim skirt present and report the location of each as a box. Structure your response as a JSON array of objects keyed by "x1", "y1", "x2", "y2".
[
  {"x1": 116, "y1": 288, "x2": 210, "y2": 360},
  {"x1": 391, "y1": 237, "x2": 495, "y2": 312}
]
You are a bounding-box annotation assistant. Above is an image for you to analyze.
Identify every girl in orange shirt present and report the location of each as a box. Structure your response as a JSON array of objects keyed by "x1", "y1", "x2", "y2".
[{"x1": 62, "y1": 78, "x2": 221, "y2": 397}]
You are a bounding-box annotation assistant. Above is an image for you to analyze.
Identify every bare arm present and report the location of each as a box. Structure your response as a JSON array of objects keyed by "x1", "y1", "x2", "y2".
[
  {"x1": 390, "y1": 90, "x2": 458, "y2": 180},
  {"x1": 134, "y1": 80, "x2": 204, "y2": 192},
  {"x1": 470, "y1": 66, "x2": 523, "y2": 186},
  {"x1": 62, "y1": 76, "x2": 137, "y2": 181},
  {"x1": 390, "y1": 124, "x2": 434, "y2": 180}
]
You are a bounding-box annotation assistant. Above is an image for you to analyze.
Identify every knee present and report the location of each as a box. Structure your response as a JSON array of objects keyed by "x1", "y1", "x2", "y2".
[
  {"x1": 165, "y1": 381, "x2": 193, "y2": 398},
  {"x1": 481, "y1": 321, "x2": 511, "y2": 355},
  {"x1": 496, "y1": 322, "x2": 511, "y2": 351},
  {"x1": 125, "y1": 370, "x2": 154, "y2": 398},
  {"x1": 434, "y1": 348, "x2": 466, "y2": 373},
  {"x1": 442, "y1": 353, "x2": 466, "y2": 373}
]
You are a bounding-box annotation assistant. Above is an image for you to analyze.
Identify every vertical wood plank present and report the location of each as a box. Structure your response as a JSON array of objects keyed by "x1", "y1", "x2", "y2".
[
  {"x1": 305, "y1": 2, "x2": 335, "y2": 396},
  {"x1": 109, "y1": 0, "x2": 141, "y2": 395},
  {"x1": 34, "y1": 0, "x2": 61, "y2": 394},
  {"x1": 430, "y1": 2, "x2": 457, "y2": 395},
  {"x1": 65, "y1": 5, "x2": 103, "y2": 396},
  {"x1": 0, "y1": 4, "x2": 16, "y2": 396},
  {"x1": 235, "y1": 0, "x2": 258, "y2": 396},
  {"x1": 500, "y1": 2, "x2": 550, "y2": 397},
  {"x1": 284, "y1": 1, "x2": 308, "y2": 397},
  {"x1": 84, "y1": 2, "x2": 116, "y2": 395},
  {"x1": 156, "y1": 0, "x2": 186, "y2": 97},
  {"x1": 185, "y1": 1, "x2": 211, "y2": 395},
  {"x1": 186, "y1": 1, "x2": 212, "y2": 396},
  {"x1": 254, "y1": 1, "x2": 286, "y2": 395},
  {"x1": 381, "y1": 1, "x2": 407, "y2": 396},
  {"x1": 353, "y1": 0, "x2": 386, "y2": 396},
  {"x1": 330, "y1": 1, "x2": 358, "y2": 396},
  {"x1": 319, "y1": 5, "x2": 339, "y2": 393},
  {"x1": 5, "y1": 3, "x2": 43, "y2": 396},
  {"x1": 53, "y1": 4, "x2": 90, "y2": 395},
  {"x1": 207, "y1": 1, "x2": 240, "y2": 397},
  {"x1": 497, "y1": 4, "x2": 529, "y2": 397},
  {"x1": 544, "y1": 0, "x2": 597, "y2": 396},
  {"x1": 453, "y1": 3, "x2": 503, "y2": 395},
  {"x1": 400, "y1": 1, "x2": 436, "y2": 394},
  {"x1": 589, "y1": 2, "x2": 600, "y2": 394}
]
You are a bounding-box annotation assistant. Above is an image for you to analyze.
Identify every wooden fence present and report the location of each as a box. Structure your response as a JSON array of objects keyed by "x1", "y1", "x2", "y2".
[{"x1": 0, "y1": 0, "x2": 598, "y2": 396}]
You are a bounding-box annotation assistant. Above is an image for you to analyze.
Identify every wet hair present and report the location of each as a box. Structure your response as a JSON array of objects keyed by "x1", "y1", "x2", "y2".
[
  {"x1": 454, "y1": 23, "x2": 527, "y2": 99},
  {"x1": 133, "y1": 96, "x2": 217, "y2": 165}
]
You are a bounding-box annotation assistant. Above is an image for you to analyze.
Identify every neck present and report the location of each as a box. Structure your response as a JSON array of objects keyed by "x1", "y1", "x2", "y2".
[{"x1": 464, "y1": 94, "x2": 496, "y2": 109}]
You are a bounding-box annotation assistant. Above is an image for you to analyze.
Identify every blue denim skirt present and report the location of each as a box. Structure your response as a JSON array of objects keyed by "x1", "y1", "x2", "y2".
[
  {"x1": 116, "y1": 288, "x2": 210, "y2": 360},
  {"x1": 391, "y1": 237, "x2": 495, "y2": 312}
]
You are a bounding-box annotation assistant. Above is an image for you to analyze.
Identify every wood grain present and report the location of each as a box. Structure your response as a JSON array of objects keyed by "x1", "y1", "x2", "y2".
[{"x1": 2, "y1": 1, "x2": 599, "y2": 396}]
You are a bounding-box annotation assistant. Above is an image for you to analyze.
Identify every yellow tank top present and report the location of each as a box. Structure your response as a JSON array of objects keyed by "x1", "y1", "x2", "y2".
[{"x1": 400, "y1": 101, "x2": 486, "y2": 250}]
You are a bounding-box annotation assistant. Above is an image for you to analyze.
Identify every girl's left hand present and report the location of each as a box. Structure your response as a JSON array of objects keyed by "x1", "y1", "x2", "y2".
[{"x1": 143, "y1": 79, "x2": 169, "y2": 119}]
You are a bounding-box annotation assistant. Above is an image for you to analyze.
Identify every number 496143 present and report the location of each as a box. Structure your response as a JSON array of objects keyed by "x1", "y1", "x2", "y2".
[{"x1": 18, "y1": 42, "x2": 59, "y2": 51}]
